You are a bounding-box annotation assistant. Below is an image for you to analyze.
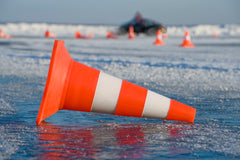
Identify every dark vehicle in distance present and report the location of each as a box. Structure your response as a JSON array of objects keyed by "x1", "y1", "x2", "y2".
[{"x1": 117, "y1": 12, "x2": 167, "y2": 35}]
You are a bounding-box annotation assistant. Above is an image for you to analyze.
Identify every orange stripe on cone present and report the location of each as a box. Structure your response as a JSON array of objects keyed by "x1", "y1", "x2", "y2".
[
  {"x1": 63, "y1": 61, "x2": 100, "y2": 112},
  {"x1": 115, "y1": 81, "x2": 148, "y2": 117}
]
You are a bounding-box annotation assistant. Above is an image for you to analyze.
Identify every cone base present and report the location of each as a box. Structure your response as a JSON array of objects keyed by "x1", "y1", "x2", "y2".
[
  {"x1": 153, "y1": 40, "x2": 165, "y2": 45},
  {"x1": 179, "y1": 41, "x2": 195, "y2": 48},
  {"x1": 179, "y1": 44, "x2": 195, "y2": 48},
  {"x1": 128, "y1": 36, "x2": 134, "y2": 39},
  {"x1": 36, "y1": 40, "x2": 72, "y2": 125}
]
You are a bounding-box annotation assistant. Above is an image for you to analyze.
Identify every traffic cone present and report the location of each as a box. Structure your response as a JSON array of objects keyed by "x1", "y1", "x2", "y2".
[
  {"x1": 36, "y1": 40, "x2": 196, "y2": 125},
  {"x1": 153, "y1": 30, "x2": 165, "y2": 45},
  {"x1": 75, "y1": 31, "x2": 81, "y2": 39},
  {"x1": 0, "y1": 29, "x2": 12, "y2": 39},
  {"x1": 163, "y1": 33, "x2": 168, "y2": 39},
  {"x1": 128, "y1": 25, "x2": 135, "y2": 39},
  {"x1": 213, "y1": 33, "x2": 218, "y2": 38},
  {"x1": 179, "y1": 30, "x2": 194, "y2": 48},
  {"x1": 75, "y1": 31, "x2": 92, "y2": 39},
  {"x1": 87, "y1": 31, "x2": 94, "y2": 39},
  {"x1": 106, "y1": 31, "x2": 119, "y2": 39},
  {"x1": 1, "y1": 33, "x2": 12, "y2": 39},
  {"x1": 45, "y1": 30, "x2": 57, "y2": 38}
]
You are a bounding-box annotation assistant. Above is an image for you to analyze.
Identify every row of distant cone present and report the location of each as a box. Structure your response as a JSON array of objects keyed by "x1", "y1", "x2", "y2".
[
  {"x1": 45, "y1": 29, "x2": 194, "y2": 47},
  {"x1": 121, "y1": 25, "x2": 195, "y2": 47},
  {"x1": 45, "y1": 28, "x2": 218, "y2": 48},
  {"x1": 45, "y1": 30, "x2": 119, "y2": 39},
  {"x1": 0, "y1": 28, "x2": 219, "y2": 40},
  {"x1": 153, "y1": 29, "x2": 195, "y2": 47},
  {"x1": 45, "y1": 30, "x2": 95, "y2": 39}
]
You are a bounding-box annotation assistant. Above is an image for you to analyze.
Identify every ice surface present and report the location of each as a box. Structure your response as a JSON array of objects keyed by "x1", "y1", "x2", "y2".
[
  {"x1": 0, "y1": 23, "x2": 240, "y2": 159},
  {"x1": 0, "y1": 99, "x2": 15, "y2": 117}
]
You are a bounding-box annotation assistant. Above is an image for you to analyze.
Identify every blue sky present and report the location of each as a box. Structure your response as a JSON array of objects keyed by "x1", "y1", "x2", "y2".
[{"x1": 0, "y1": 0, "x2": 239, "y2": 25}]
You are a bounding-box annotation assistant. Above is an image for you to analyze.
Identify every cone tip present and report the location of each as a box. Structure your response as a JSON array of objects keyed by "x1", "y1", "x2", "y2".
[{"x1": 166, "y1": 99, "x2": 196, "y2": 123}]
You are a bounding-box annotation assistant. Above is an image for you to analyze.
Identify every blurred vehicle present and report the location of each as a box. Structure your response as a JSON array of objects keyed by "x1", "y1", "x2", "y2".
[{"x1": 117, "y1": 12, "x2": 166, "y2": 35}]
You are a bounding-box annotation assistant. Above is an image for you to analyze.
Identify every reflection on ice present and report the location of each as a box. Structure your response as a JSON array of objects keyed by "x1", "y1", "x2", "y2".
[
  {"x1": 37, "y1": 122, "x2": 194, "y2": 159},
  {"x1": 37, "y1": 122, "x2": 240, "y2": 159}
]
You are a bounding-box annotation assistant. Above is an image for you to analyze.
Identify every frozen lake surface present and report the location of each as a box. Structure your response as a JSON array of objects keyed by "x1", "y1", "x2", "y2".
[{"x1": 0, "y1": 23, "x2": 240, "y2": 159}]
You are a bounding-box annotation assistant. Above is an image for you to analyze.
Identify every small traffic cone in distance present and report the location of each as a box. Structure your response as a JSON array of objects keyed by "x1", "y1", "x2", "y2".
[
  {"x1": 75, "y1": 31, "x2": 91, "y2": 39},
  {"x1": 75, "y1": 31, "x2": 81, "y2": 39},
  {"x1": 153, "y1": 30, "x2": 165, "y2": 45},
  {"x1": 45, "y1": 30, "x2": 57, "y2": 38},
  {"x1": 36, "y1": 40, "x2": 196, "y2": 125},
  {"x1": 106, "y1": 31, "x2": 119, "y2": 39},
  {"x1": 213, "y1": 33, "x2": 218, "y2": 38},
  {"x1": 163, "y1": 33, "x2": 168, "y2": 39},
  {"x1": 179, "y1": 30, "x2": 194, "y2": 48},
  {"x1": 106, "y1": 31, "x2": 111, "y2": 39},
  {"x1": 0, "y1": 29, "x2": 12, "y2": 39},
  {"x1": 128, "y1": 25, "x2": 135, "y2": 39},
  {"x1": 87, "y1": 32, "x2": 94, "y2": 39},
  {"x1": 2, "y1": 33, "x2": 12, "y2": 39}
]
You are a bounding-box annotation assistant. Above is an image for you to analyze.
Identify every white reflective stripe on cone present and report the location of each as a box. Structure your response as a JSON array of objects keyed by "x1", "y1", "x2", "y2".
[
  {"x1": 91, "y1": 72, "x2": 122, "y2": 114},
  {"x1": 142, "y1": 90, "x2": 170, "y2": 119},
  {"x1": 186, "y1": 36, "x2": 190, "y2": 40}
]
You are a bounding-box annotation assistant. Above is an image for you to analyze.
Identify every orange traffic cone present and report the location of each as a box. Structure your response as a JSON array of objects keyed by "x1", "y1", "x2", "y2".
[
  {"x1": 45, "y1": 30, "x2": 57, "y2": 38},
  {"x1": 213, "y1": 33, "x2": 218, "y2": 38},
  {"x1": 87, "y1": 31, "x2": 94, "y2": 39},
  {"x1": 128, "y1": 25, "x2": 135, "y2": 39},
  {"x1": 1, "y1": 33, "x2": 12, "y2": 39},
  {"x1": 163, "y1": 33, "x2": 168, "y2": 39},
  {"x1": 106, "y1": 31, "x2": 119, "y2": 39},
  {"x1": 153, "y1": 30, "x2": 165, "y2": 45},
  {"x1": 75, "y1": 31, "x2": 92, "y2": 39},
  {"x1": 179, "y1": 30, "x2": 194, "y2": 48},
  {"x1": 75, "y1": 31, "x2": 81, "y2": 39},
  {"x1": 36, "y1": 40, "x2": 196, "y2": 125},
  {"x1": 0, "y1": 29, "x2": 12, "y2": 39}
]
